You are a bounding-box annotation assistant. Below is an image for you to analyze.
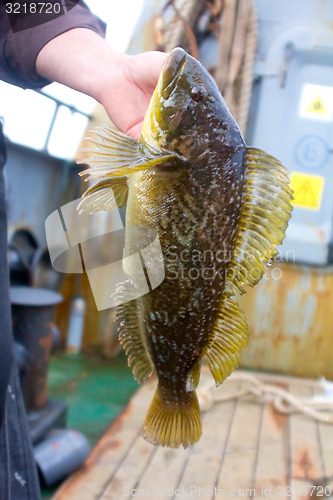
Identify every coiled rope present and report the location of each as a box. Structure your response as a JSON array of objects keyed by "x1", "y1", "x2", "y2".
[
  {"x1": 197, "y1": 371, "x2": 333, "y2": 424},
  {"x1": 153, "y1": 0, "x2": 258, "y2": 137}
]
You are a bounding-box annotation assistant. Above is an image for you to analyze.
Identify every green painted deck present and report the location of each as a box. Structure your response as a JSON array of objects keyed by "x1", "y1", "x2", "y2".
[{"x1": 41, "y1": 352, "x2": 138, "y2": 499}]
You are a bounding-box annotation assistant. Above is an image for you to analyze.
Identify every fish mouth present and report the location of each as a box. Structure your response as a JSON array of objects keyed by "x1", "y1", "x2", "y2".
[{"x1": 160, "y1": 47, "x2": 187, "y2": 99}]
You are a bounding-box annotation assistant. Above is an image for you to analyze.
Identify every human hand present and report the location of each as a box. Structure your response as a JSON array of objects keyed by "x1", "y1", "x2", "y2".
[
  {"x1": 100, "y1": 51, "x2": 167, "y2": 141},
  {"x1": 36, "y1": 29, "x2": 167, "y2": 141}
]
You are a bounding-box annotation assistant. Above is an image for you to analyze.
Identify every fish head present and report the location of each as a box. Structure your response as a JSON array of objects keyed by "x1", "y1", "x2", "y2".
[{"x1": 142, "y1": 47, "x2": 245, "y2": 165}]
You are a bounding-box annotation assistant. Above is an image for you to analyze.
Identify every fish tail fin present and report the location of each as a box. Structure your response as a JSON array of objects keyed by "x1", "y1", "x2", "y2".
[{"x1": 142, "y1": 385, "x2": 202, "y2": 449}]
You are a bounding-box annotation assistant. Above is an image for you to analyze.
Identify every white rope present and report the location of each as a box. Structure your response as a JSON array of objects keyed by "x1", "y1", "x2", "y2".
[{"x1": 197, "y1": 372, "x2": 333, "y2": 424}]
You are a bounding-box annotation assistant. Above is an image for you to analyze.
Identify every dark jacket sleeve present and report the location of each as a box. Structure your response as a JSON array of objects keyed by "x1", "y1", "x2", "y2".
[{"x1": 0, "y1": 1, "x2": 106, "y2": 89}]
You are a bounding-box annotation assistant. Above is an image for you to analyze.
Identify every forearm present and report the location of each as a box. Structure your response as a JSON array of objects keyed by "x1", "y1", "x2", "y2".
[
  {"x1": 35, "y1": 28, "x2": 124, "y2": 104},
  {"x1": 36, "y1": 26, "x2": 166, "y2": 138}
]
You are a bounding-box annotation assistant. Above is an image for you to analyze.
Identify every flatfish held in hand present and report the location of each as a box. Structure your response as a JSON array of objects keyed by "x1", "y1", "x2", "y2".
[{"x1": 78, "y1": 48, "x2": 293, "y2": 448}]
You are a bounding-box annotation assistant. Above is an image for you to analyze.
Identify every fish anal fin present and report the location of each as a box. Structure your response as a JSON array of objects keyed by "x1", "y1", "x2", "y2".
[
  {"x1": 78, "y1": 176, "x2": 128, "y2": 214},
  {"x1": 115, "y1": 281, "x2": 153, "y2": 384},
  {"x1": 186, "y1": 360, "x2": 201, "y2": 391},
  {"x1": 225, "y1": 147, "x2": 293, "y2": 297},
  {"x1": 143, "y1": 385, "x2": 202, "y2": 448},
  {"x1": 203, "y1": 296, "x2": 248, "y2": 386}
]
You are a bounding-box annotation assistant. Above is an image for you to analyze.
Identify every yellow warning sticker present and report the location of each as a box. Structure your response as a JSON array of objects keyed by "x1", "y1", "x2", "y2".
[
  {"x1": 305, "y1": 95, "x2": 328, "y2": 115},
  {"x1": 290, "y1": 172, "x2": 324, "y2": 211},
  {"x1": 299, "y1": 84, "x2": 333, "y2": 122}
]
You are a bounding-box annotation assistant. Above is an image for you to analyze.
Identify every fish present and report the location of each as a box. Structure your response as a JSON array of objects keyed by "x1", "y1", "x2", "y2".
[{"x1": 77, "y1": 47, "x2": 293, "y2": 449}]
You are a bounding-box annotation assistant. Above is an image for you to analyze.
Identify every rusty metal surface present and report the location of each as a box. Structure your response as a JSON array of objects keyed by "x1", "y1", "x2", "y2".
[
  {"x1": 239, "y1": 262, "x2": 333, "y2": 379},
  {"x1": 11, "y1": 288, "x2": 62, "y2": 410}
]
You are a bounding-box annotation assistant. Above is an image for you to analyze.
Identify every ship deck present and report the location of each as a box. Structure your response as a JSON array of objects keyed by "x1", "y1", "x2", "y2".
[{"x1": 52, "y1": 368, "x2": 333, "y2": 500}]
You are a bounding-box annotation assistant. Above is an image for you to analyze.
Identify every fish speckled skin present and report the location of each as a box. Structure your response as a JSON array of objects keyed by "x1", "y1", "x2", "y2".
[
  {"x1": 78, "y1": 48, "x2": 293, "y2": 448},
  {"x1": 126, "y1": 156, "x2": 244, "y2": 398}
]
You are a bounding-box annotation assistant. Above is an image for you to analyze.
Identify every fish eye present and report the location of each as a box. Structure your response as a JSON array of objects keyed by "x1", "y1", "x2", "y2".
[{"x1": 190, "y1": 86, "x2": 207, "y2": 102}]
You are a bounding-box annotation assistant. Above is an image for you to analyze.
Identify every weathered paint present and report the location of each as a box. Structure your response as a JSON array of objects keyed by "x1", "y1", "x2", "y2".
[{"x1": 239, "y1": 262, "x2": 333, "y2": 379}]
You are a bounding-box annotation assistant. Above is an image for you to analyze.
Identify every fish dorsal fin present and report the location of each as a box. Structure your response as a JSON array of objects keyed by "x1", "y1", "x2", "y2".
[
  {"x1": 225, "y1": 147, "x2": 293, "y2": 297},
  {"x1": 78, "y1": 127, "x2": 178, "y2": 179},
  {"x1": 77, "y1": 176, "x2": 128, "y2": 214},
  {"x1": 114, "y1": 281, "x2": 154, "y2": 384},
  {"x1": 202, "y1": 296, "x2": 248, "y2": 386}
]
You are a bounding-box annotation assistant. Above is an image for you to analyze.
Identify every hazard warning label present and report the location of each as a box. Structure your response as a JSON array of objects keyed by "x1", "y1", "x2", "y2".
[
  {"x1": 290, "y1": 172, "x2": 324, "y2": 210},
  {"x1": 299, "y1": 83, "x2": 333, "y2": 122}
]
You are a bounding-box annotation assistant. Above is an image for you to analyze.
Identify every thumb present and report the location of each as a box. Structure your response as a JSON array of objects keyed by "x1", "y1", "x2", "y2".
[{"x1": 126, "y1": 51, "x2": 168, "y2": 92}]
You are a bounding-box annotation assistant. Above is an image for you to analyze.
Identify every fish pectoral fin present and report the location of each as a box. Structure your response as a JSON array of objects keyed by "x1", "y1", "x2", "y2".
[
  {"x1": 186, "y1": 360, "x2": 201, "y2": 391},
  {"x1": 78, "y1": 127, "x2": 178, "y2": 179},
  {"x1": 143, "y1": 384, "x2": 202, "y2": 448},
  {"x1": 224, "y1": 147, "x2": 293, "y2": 297},
  {"x1": 115, "y1": 281, "x2": 154, "y2": 384},
  {"x1": 203, "y1": 295, "x2": 248, "y2": 386},
  {"x1": 77, "y1": 176, "x2": 128, "y2": 213}
]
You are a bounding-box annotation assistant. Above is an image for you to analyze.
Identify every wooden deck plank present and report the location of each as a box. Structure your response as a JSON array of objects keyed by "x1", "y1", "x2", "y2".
[
  {"x1": 290, "y1": 385, "x2": 324, "y2": 480},
  {"x1": 318, "y1": 402, "x2": 333, "y2": 491},
  {"x1": 131, "y1": 444, "x2": 190, "y2": 498},
  {"x1": 215, "y1": 383, "x2": 263, "y2": 496},
  {"x1": 253, "y1": 380, "x2": 290, "y2": 499},
  {"x1": 53, "y1": 379, "x2": 157, "y2": 500},
  {"x1": 289, "y1": 384, "x2": 325, "y2": 500},
  {"x1": 52, "y1": 369, "x2": 333, "y2": 500},
  {"x1": 127, "y1": 374, "x2": 242, "y2": 499},
  {"x1": 100, "y1": 435, "x2": 156, "y2": 499},
  {"x1": 174, "y1": 383, "x2": 242, "y2": 499}
]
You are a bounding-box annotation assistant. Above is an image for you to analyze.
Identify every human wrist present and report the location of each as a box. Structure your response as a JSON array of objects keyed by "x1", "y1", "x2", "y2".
[
  {"x1": 35, "y1": 28, "x2": 126, "y2": 104},
  {"x1": 95, "y1": 53, "x2": 129, "y2": 110}
]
